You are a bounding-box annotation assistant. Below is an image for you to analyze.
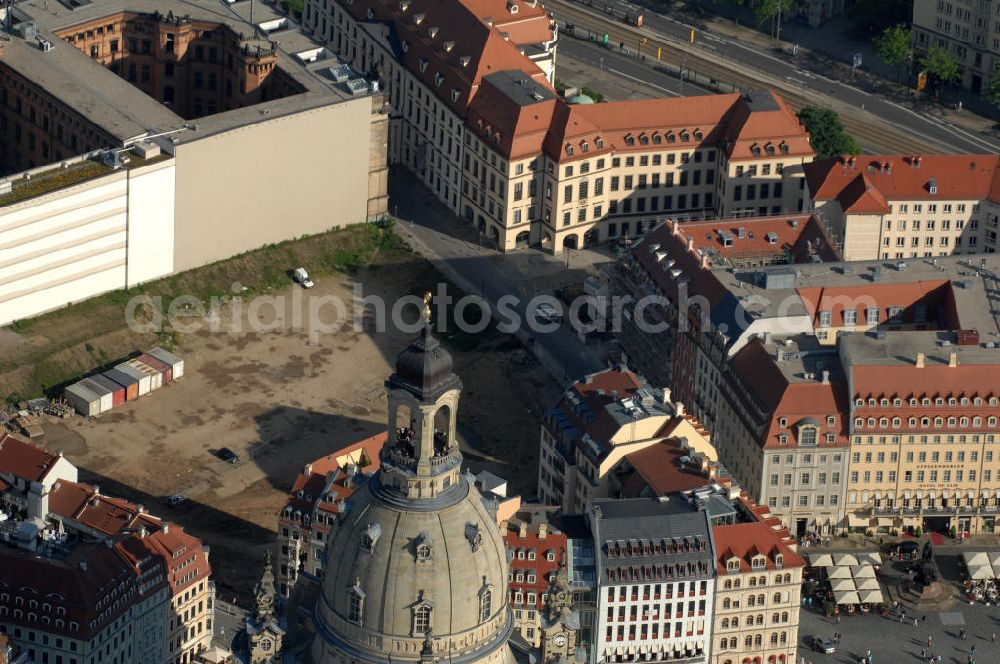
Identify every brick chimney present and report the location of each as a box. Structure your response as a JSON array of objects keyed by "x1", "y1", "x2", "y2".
[
  {"x1": 949, "y1": 352, "x2": 958, "y2": 368},
  {"x1": 538, "y1": 522, "x2": 548, "y2": 539},
  {"x1": 915, "y1": 353, "x2": 925, "y2": 368},
  {"x1": 519, "y1": 521, "x2": 527, "y2": 538},
  {"x1": 675, "y1": 402, "x2": 685, "y2": 416}
]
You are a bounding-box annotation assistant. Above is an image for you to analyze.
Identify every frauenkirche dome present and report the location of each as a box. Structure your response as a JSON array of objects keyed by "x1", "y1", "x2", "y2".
[{"x1": 310, "y1": 324, "x2": 516, "y2": 664}]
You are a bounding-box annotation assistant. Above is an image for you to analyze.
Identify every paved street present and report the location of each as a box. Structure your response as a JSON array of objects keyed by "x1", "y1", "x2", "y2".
[
  {"x1": 800, "y1": 605, "x2": 1000, "y2": 664},
  {"x1": 388, "y1": 172, "x2": 606, "y2": 383},
  {"x1": 547, "y1": 0, "x2": 1000, "y2": 154}
]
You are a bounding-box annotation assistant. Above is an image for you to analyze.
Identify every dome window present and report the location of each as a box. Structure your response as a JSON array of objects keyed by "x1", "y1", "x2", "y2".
[
  {"x1": 411, "y1": 594, "x2": 434, "y2": 636},
  {"x1": 479, "y1": 581, "x2": 493, "y2": 622},
  {"x1": 361, "y1": 523, "x2": 382, "y2": 552},
  {"x1": 465, "y1": 523, "x2": 483, "y2": 551},
  {"x1": 347, "y1": 581, "x2": 365, "y2": 625},
  {"x1": 415, "y1": 532, "x2": 433, "y2": 564}
]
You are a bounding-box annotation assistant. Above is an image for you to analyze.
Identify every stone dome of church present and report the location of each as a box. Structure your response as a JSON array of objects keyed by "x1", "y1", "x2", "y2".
[{"x1": 311, "y1": 325, "x2": 515, "y2": 664}]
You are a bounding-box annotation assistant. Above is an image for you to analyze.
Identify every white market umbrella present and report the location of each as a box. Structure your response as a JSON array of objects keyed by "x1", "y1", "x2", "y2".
[
  {"x1": 856, "y1": 577, "x2": 881, "y2": 590},
  {"x1": 856, "y1": 552, "x2": 882, "y2": 566},
  {"x1": 851, "y1": 565, "x2": 876, "y2": 578},
  {"x1": 831, "y1": 578, "x2": 856, "y2": 592},
  {"x1": 964, "y1": 551, "x2": 990, "y2": 567},
  {"x1": 834, "y1": 590, "x2": 860, "y2": 605},
  {"x1": 968, "y1": 564, "x2": 995, "y2": 580},
  {"x1": 859, "y1": 589, "x2": 884, "y2": 604},
  {"x1": 809, "y1": 553, "x2": 834, "y2": 567},
  {"x1": 828, "y1": 566, "x2": 852, "y2": 579},
  {"x1": 833, "y1": 553, "x2": 859, "y2": 566},
  {"x1": 990, "y1": 551, "x2": 1000, "y2": 566}
]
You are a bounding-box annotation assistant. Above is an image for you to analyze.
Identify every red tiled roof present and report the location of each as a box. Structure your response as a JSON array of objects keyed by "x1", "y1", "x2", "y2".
[
  {"x1": 796, "y1": 280, "x2": 959, "y2": 329},
  {"x1": 504, "y1": 517, "x2": 567, "y2": 610},
  {"x1": 0, "y1": 433, "x2": 61, "y2": 483},
  {"x1": 670, "y1": 214, "x2": 841, "y2": 264},
  {"x1": 620, "y1": 441, "x2": 719, "y2": 497},
  {"x1": 720, "y1": 90, "x2": 813, "y2": 161},
  {"x1": 712, "y1": 520, "x2": 805, "y2": 574},
  {"x1": 805, "y1": 154, "x2": 1000, "y2": 204},
  {"x1": 851, "y1": 362, "x2": 1000, "y2": 404},
  {"x1": 728, "y1": 339, "x2": 850, "y2": 449},
  {"x1": 284, "y1": 432, "x2": 385, "y2": 516}
]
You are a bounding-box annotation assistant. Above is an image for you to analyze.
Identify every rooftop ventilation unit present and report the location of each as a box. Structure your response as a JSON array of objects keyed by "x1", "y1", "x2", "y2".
[
  {"x1": 765, "y1": 231, "x2": 778, "y2": 245},
  {"x1": 37, "y1": 38, "x2": 53, "y2": 52},
  {"x1": 669, "y1": 267, "x2": 683, "y2": 279}
]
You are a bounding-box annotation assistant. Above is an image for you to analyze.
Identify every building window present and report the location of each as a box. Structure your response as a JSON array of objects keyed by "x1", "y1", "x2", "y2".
[
  {"x1": 348, "y1": 585, "x2": 365, "y2": 625},
  {"x1": 480, "y1": 586, "x2": 493, "y2": 622},
  {"x1": 799, "y1": 426, "x2": 818, "y2": 447},
  {"x1": 413, "y1": 600, "x2": 433, "y2": 636}
]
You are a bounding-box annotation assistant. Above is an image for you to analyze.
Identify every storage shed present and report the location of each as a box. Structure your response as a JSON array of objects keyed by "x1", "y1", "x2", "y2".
[
  {"x1": 139, "y1": 353, "x2": 172, "y2": 384},
  {"x1": 128, "y1": 358, "x2": 162, "y2": 391},
  {"x1": 78, "y1": 378, "x2": 113, "y2": 414},
  {"x1": 103, "y1": 368, "x2": 140, "y2": 401},
  {"x1": 116, "y1": 362, "x2": 152, "y2": 396},
  {"x1": 147, "y1": 347, "x2": 184, "y2": 380},
  {"x1": 65, "y1": 382, "x2": 102, "y2": 417},
  {"x1": 88, "y1": 374, "x2": 125, "y2": 408}
]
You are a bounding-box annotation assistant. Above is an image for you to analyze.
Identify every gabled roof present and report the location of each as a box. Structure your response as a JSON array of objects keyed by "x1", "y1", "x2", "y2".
[
  {"x1": 720, "y1": 90, "x2": 813, "y2": 161},
  {"x1": 620, "y1": 441, "x2": 719, "y2": 497},
  {"x1": 835, "y1": 172, "x2": 891, "y2": 214},
  {"x1": 284, "y1": 432, "x2": 385, "y2": 517},
  {"x1": 805, "y1": 154, "x2": 1000, "y2": 204},
  {"x1": 0, "y1": 433, "x2": 63, "y2": 483},
  {"x1": 712, "y1": 521, "x2": 804, "y2": 573},
  {"x1": 796, "y1": 280, "x2": 959, "y2": 329}
]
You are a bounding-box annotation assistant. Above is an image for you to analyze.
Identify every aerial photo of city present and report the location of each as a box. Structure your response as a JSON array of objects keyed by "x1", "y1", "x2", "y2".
[{"x1": 2, "y1": 0, "x2": 1000, "y2": 661}]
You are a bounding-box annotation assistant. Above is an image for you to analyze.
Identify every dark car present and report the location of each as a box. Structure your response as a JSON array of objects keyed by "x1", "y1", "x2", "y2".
[
  {"x1": 893, "y1": 541, "x2": 920, "y2": 560},
  {"x1": 812, "y1": 636, "x2": 836, "y2": 654},
  {"x1": 217, "y1": 447, "x2": 240, "y2": 464}
]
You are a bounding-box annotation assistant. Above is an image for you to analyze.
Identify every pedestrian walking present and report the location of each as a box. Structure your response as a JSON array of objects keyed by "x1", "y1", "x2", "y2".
[
  {"x1": 960, "y1": 627, "x2": 967, "y2": 640},
  {"x1": 928, "y1": 636, "x2": 933, "y2": 647},
  {"x1": 992, "y1": 632, "x2": 997, "y2": 642},
  {"x1": 899, "y1": 613, "x2": 904, "y2": 623},
  {"x1": 914, "y1": 617, "x2": 919, "y2": 627},
  {"x1": 971, "y1": 644, "x2": 976, "y2": 655}
]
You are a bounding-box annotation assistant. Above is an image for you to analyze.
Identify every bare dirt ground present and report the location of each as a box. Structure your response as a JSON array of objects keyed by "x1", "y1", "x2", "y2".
[{"x1": 9, "y1": 242, "x2": 561, "y2": 602}]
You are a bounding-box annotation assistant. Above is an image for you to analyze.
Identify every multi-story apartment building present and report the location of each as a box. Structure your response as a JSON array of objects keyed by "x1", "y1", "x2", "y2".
[
  {"x1": 538, "y1": 366, "x2": 716, "y2": 513},
  {"x1": 588, "y1": 498, "x2": 715, "y2": 664},
  {"x1": 276, "y1": 433, "x2": 383, "y2": 596},
  {"x1": 0, "y1": 537, "x2": 171, "y2": 664},
  {"x1": 0, "y1": 434, "x2": 215, "y2": 664},
  {"x1": 841, "y1": 329, "x2": 1000, "y2": 535},
  {"x1": 806, "y1": 154, "x2": 1000, "y2": 260},
  {"x1": 305, "y1": 0, "x2": 814, "y2": 253},
  {"x1": 502, "y1": 506, "x2": 568, "y2": 649},
  {"x1": 621, "y1": 216, "x2": 1000, "y2": 536},
  {"x1": 620, "y1": 216, "x2": 850, "y2": 536},
  {"x1": 912, "y1": 0, "x2": 999, "y2": 93},
  {"x1": 711, "y1": 522, "x2": 804, "y2": 664}
]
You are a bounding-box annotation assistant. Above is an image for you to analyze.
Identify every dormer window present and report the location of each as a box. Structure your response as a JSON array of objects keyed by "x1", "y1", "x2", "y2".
[
  {"x1": 652, "y1": 133, "x2": 662, "y2": 144},
  {"x1": 680, "y1": 131, "x2": 690, "y2": 142},
  {"x1": 415, "y1": 533, "x2": 433, "y2": 564},
  {"x1": 581, "y1": 141, "x2": 589, "y2": 153},
  {"x1": 361, "y1": 523, "x2": 381, "y2": 552},
  {"x1": 693, "y1": 130, "x2": 703, "y2": 140},
  {"x1": 400, "y1": 0, "x2": 410, "y2": 10},
  {"x1": 401, "y1": 41, "x2": 409, "y2": 53},
  {"x1": 435, "y1": 73, "x2": 444, "y2": 87},
  {"x1": 751, "y1": 555, "x2": 766, "y2": 570},
  {"x1": 466, "y1": 523, "x2": 483, "y2": 551},
  {"x1": 775, "y1": 553, "x2": 784, "y2": 568},
  {"x1": 595, "y1": 137, "x2": 604, "y2": 148},
  {"x1": 766, "y1": 144, "x2": 776, "y2": 155},
  {"x1": 639, "y1": 134, "x2": 649, "y2": 145},
  {"x1": 460, "y1": 56, "x2": 471, "y2": 67},
  {"x1": 780, "y1": 142, "x2": 790, "y2": 154},
  {"x1": 412, "y1": 595, "x2": 433, "y2": 636},
  {"x1": 419, "y1": 59, "x2": 429, "y2": 73},
  {"x1": 451, "y1": 88, "x2": 460, "y2": 102},
  {"x1": 367, "y1": 8, "x2": 374, "y2": 19},
  {"x1": 444, "y1": 40, "x2": 455, "y2": 52},
  {"x1": 428, "y1": 26, "x2": 439, "y2": 38},
  {"x1": 566, "y1": 145, "x2": 574, "y2": 156},
  {"x1": 624, "y1": 134, "x2": 635, "y2": 146},
  {"x1": 666, "y1": 132, "x2": 676, "y2": 143},
  {"x1": 414, "y1": 12, "x2": 426, "y2": 24},
  {"x1": 751, "y1": 145, "x2": 762, "y2": 156},
  {"x1": 726, "y1": 558, "x2": 741, "y2": 573}
]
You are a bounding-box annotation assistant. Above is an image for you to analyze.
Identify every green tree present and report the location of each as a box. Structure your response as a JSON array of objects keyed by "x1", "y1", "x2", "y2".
[
  {"x1": 920, "y1": 45, "x2": 959, "y2": 84},
  {"x1": 716, "y1": 0, "x2": 745, "y2": 24},
  {"x1": 754, "y1": 0, "x2": 794, "y2": 40},
  {"x1": 984, "y1": 61, "x2": 1000, "y2": 108},
  {"x1": 797, "y1": 106, "x2": 861, "y2": 159},
  {"x1": 873, "y1": 24, "x2": 911, "y2": 81}
]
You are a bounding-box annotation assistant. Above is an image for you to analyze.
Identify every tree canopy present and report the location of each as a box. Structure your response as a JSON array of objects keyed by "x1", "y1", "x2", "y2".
[
  {"x1": 797, "y1": 106, "x2": 861, "y2": 159},
  {"x1": 920, "y1": 45, "x2": 959, "y2": 83},
  {"x1": 984, "y1": 61, "x2": 1000, "y2": 108},
  {"x1": 874, "y1": 24, "x2": 911, "y2": 67}
]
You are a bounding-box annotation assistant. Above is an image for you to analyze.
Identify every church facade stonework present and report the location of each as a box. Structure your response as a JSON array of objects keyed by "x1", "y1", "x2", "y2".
[{"x1": 310, "y1": 325, "x2": 516, "y2": 664}]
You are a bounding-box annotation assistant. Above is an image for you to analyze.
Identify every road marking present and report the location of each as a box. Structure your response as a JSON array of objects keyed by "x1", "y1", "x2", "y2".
[
  {"x1": 608, "y1": 67, "x2": 680, "y2": 96},
  {"x1": 786, "y1": 77, "x2": 807, "y2": 86},
  {"x1": 885, "y1": 100, "x2": 1000, "y2": 152}
]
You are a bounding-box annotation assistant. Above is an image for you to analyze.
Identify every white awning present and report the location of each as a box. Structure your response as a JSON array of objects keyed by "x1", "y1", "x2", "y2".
[
  {"x1": 833, "y1": 590, "x2": 860, "y2": 605},
  {"x1": 834, "y1": 553, "x2": 859, "y2": 566},
  {"x1": 858, "y1": 589, "x2": 884, "y2": 604},
  {"x1": 964, "y1": 551, "x2": 990, "y2": 567},
  {"x1": 808, "y1": 553, "x2": 834, "y2": 567},
  {"x1": 968, "y1": 565, "x2": 995, "y2": 580},
  {"x1": 828, "y1": 566, "x2": 853, "y2": 579},
  {"x1": 851, "y1": 565, "x2": 876, "y2": 578},
  {"x1": 831, "y1": 578, "x2": 856, "y2": 592}
]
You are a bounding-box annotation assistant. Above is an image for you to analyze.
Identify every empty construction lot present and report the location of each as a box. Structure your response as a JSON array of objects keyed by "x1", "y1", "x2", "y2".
[{"x1": 3, "y1": 228, "x2": 560, "y2": 600}]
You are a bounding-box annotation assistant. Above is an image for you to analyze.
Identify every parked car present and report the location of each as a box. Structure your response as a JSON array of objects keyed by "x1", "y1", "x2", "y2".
[
  {"x1": 533, "y1": 302, "x2": 563, "y2": 324},
  {"x1": 292, "y1": 267, "x2": 314, "y2": 288},
  {"x1": 217, "y1": 447, "x2": 241, "y2": 464},
  {"x1": 892, "y1": 540, "x2": 920, "y2": 560},
  {"x1": 166, "y1": 494, "x2": 187, "y2": 507},
  {"x1": 812, "y1": 636, "x2": 835, "y2": 654}
]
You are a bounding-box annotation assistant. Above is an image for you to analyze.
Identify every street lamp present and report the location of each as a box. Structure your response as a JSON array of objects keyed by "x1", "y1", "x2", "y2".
[{"x1": 599, "y1": 56, "x2": 604, "y2": 72}]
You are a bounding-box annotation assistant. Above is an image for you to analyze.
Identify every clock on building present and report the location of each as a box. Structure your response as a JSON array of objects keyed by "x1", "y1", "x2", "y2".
[
  {"x1": 553, "y1": 634, "x2": 567, "y2": 648},
  {"x1": 261, "y1": 638, "x2": 273, "y2": 652}
]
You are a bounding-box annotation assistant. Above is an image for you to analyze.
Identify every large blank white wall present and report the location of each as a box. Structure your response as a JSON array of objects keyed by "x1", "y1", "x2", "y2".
[
  {"x1": 126, "y1": 160, "x2": 176, "y2": 286},
  {"x1": 0, "y1": 161, "x2": 176, "y2": 326}
]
